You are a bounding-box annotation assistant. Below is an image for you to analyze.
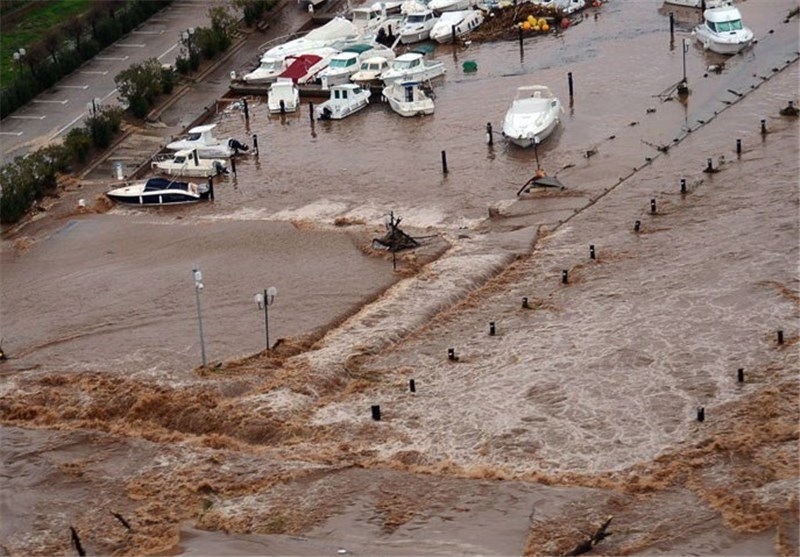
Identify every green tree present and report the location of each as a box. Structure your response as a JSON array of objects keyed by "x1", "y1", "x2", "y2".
[{"x1": 114, "y1": 58, "x2": 164, "y2": 118}]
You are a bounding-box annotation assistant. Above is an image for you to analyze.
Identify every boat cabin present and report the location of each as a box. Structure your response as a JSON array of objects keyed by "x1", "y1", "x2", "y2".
[{"x1": 703, "y1": 6, "x2": 745, "y2": 32}]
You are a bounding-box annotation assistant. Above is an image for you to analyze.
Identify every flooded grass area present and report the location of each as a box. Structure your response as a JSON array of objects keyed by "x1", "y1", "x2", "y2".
[{"x1": 1, "y1": 0, "x2": 798, "y2": 554}]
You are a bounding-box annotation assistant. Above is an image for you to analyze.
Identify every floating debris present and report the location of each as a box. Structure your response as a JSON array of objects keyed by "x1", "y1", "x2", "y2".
[{"x1": 372, "y1": 212, "x2": 419, "y2": 252}]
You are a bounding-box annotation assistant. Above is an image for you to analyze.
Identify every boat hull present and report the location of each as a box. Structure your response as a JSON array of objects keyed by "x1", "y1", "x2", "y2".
[
  {"x1": 502, "y1": 109, "x2": 560, "y2": 148},
  {"x1": 106, "y1": 178, "x2": 210, "y2": 206},
  {"x1": 693, "y1": 28, "x2": 753, "y2": 54},
  {"x1": 106, "y1": 192, "x2": 207, "y2": 205}
]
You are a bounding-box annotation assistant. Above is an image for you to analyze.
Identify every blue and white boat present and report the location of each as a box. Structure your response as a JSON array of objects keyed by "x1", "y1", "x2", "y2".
[{"x1": 106, "y1": 177, "x2": 211, "y2": 205}]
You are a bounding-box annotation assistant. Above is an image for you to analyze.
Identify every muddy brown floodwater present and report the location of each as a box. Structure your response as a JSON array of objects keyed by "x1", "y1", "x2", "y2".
[{"x1": 1, "y1": 0, "x2": 798, "y2": 555}]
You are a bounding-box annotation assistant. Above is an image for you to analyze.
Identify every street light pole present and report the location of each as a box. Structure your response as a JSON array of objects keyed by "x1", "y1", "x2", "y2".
[
  {"x1": 12, "y1": 48, "x2": 25, "y2": 74},
  {"x1": 193, "y1": 267, "x2": 207, "y2": 366},
  {"x1": 255, "y1": 286, "x2": 277, "y2": 352}
]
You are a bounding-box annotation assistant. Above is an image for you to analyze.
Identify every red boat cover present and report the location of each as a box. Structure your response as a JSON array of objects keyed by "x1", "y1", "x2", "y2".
[{"x1": 279, "y1": 54, "x2": 323, "y2": 83}]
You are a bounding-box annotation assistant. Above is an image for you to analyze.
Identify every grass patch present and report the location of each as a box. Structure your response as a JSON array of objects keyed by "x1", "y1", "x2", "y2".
[{"x1": 0, "y1": 0, "x2": 91, "y2": 85}]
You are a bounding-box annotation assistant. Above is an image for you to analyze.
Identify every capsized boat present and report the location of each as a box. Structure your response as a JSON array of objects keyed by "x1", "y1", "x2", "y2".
[
  {"x1": 382, "y1": 80, "x2": 435, "y2": 117},
  {"x1": 398, "y1": 9, "x2": 439, "y2": 44},
  {"x1": 166, "y1": 124, "x2": 247, "y2": 159},
  {"x1": 429, "y1": 9, "x2": 484, "y2": 44},
  {"x1": 151, "y1": 149, "x2": 227, "y2": 177},
  {"x1": 692, "y1": 4, "x2": 753, "y2": 54},
  {"x1": 314, "y1": 83, "x2": 371, "y2": 120},
  {"x1": 268, "y1": 78, "x2": 300, "y2": 113},
  {"x1": 502, "y1": 85, "x2": 563, "y2": 148},
  {"x1": 381, "y1": 45, "x2": 445, "y2": 84},
  {"x1": 106, "y1": 177, "x2": 211, "y2": 205}
]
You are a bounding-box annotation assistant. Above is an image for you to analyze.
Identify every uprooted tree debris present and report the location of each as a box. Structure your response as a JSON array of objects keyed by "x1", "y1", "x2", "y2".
[
  {"x1": 372, "y1": 212, "x2": 419, "y2": 252},
  {"x1": 468, "y1": 4, "x2": 565, "y2": 42},
  {"x1": 563, "y1": 515, "x2": 613, "y2": 556}
]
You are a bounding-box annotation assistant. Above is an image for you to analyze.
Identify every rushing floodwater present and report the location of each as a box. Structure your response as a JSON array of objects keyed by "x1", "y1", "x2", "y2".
[{"x1": 1, "y1": 0, "x2": 797, "y2": 554}]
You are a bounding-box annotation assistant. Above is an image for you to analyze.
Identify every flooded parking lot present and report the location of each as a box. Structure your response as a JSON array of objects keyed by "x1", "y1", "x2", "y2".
[{"x1": 1, "y1": 0, "x2": 798, "y2": 554}]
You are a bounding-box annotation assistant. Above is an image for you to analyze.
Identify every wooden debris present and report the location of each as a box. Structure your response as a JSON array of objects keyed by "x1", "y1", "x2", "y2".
[
  {"x1": 372, "y1": 212, "x2": 419, "y2": 252},
  {"x1": 563, "y1": 515, "x2": 613, "y2": 557}
]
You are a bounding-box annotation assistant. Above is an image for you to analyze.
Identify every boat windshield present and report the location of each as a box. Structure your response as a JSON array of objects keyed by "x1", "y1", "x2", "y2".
[
  {"x1": 407, "y1": 14, "x2": 426, "y2": 23},
  {"x1": 186, "y1": 133, "x2": 201, "y2": 141},
  {"x1": 393, "y1": 58, "x2": 417, "y2": 69},
  {"x1": 330, "y1": 58, "x2": 354, "y2": 68},
  {"x1": 261, "y1": 59, "x2": 283, "y2": 70},
  {"x1": 173, "y1": 156, "x2": 186, "y2": 164},
  {"x1": 144, "y1": 178, "x2": 188, "y2": 192},
  {"x1": 715, "y1": 19, "x2": 743, "y2": 31}
]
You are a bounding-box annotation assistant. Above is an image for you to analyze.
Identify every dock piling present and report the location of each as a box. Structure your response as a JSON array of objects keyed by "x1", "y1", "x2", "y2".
[{"x1": 441, "y1": 150, "x2": 448, "y2": 174}]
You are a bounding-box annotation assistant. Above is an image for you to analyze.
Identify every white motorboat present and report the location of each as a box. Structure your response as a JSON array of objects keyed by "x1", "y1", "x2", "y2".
[
  {"x1": 381, "y1": 47, "x2": 445, "y2": 84},
  {"x1": 692, "y1": 4, "x2": 753, "y2": 54},
  {"x1": 399, "y1": 10, "x2": 439, "y2": 44},
  {"x1": 502, "y1": 85, "x2": 564, "y2": 148},
  {"x1": 264, "y1": 17, "x2": 360, "y2": 61},
  {"x1": 663, "y1": 0, "x2": 724, "y2": 8},
  {"x1": 428, "y1": 0, "x2": 478, "y2": 12},
  {"x1": 151, "y1": 149, "x2": 227, "y2": 177},
  {"x1": 351, "y1": 2, "x2": 404, "y2": 36},
  {"x1": 314, "y1": 83, "x2": 371, "y2": 120},
  {"x1": 530, "y1": 0, "x2": 585, "y2": 14},
  {"x1": 106, "y1": 177, "x2": 211, "y2": 206},
  {"x1": 166, "y1": 124, "x2": 247, "y2": 158},
  {"x1": 429, "y1": 10, "x2": 484, "y2": 44},
  {"x1": 382, "y1": 80, "x2": 435, "y2": 117},
  {"x1": 351, "y1": 56, "x2": 393, "y2": 85},
  {"x1": 241, "y1": 57, "x2": 287, "y2": 85},
  {"x1": 268, "y1": 78, "x2": 300, "y2": 113},
  {"x1": 319, "y1": 44, "x2": 394, "y2": 89}
]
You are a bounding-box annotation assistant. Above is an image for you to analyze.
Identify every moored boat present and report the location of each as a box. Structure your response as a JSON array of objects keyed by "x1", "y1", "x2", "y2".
[
  {"x1": 692, "y1": 4, "x2": 753, "y2": 54},
  {"x1": 502, "y1": 85, "x2": 563, "y2": 148},
  {"x1": 381, "y1": 46, "x2": 445, "y2": 84},
  {"x1": 382, "y1": 80, "x2": 435, "y2": 117},
  {"x1": 106, "y1": 177, "x2": 211, "y2": 205},
  {"x1": 429, "y1": 9, "x2": 484, "y2": 44},
  {"x1": 314, "y1": 83, "x2": 371, "y2": 120},
  {"x1": 166, "y1": 124, "x2": 247, "y2": 159},
  {"x1": 151, "y1": 150, "x2": 227, "y2": 177},
  {"x1": 268, "y1": 78, "x2": 301, "y2": 113},
  {"x1": 351, "y1": 56, "x2": 393, "y2": 85},
  {"x1": 399, "y1": 9, "x2": 439, "y2": 44}
]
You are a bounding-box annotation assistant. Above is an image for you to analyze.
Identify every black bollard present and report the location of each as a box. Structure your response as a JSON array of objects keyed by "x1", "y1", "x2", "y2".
[
  {"x1": 680, "y1": 178, "x2": 687, "y2": 194},
  {"x1": 669, "y1": 12, "x2": 674, "y2": 38},
  {"x1": 242, "y1": 97, "x2": 249, "y2": 121},
  {"x1": 518, "y1": 26, "x2": 524, "y2": 50},
  {"x1": 486, "y1": 122, "x2": 493, "y2": 145},
  {"x1": 193, "y1": 149, "x2": 199, "y2": 166},
  {"x1": 230, "y1": 155, "x2": 237, "y2": 176},
  {"x1": 309, "y1": 101, "x2": 314, "y2": 122},
  {"x1": 441, "y1": 150, "x2": 448, "y2": 174},
  {"x1": 634, "y1": 220, "x2": 641, "y2": 232},
  {"x1": 737, "y1": 368, "x2": 744, "y2": 383},
  {"x1": 760, "y1": 118, "x2": 767, "y2": 134},
  {"x1": 489, "y1": 321, "x2": 496, "y2": 336},
  {"x1": 777, "y1": 330, "x2": 784, "y2": 344},
  {"x1": 252, "y1": 133, "x2": 259, "y2": 156},
  {"x1": 650, "y1": 199, "x2": 657, "y2": 214},
  {"x1": 279, "y1": 99, "x2": 286, "y2": 114},
  {"x1": 409, "y1": 379, "x2": 416, "y2": 393},
  {"x1": 706, "y1": 158, "x2": 714, "y2": 173},
  {"x1": 568, "y1": 72, "x2": 574, "y2": 99},
  {"x1": 697, "y1": 407, "x2": 705, "y2": 422},
  {"x1": 562, "y1": 269, "x2": 569, "y2": 284},
  {"x1": 589, "y1": 245, "x2": 596, "y2": 259},
  {"x1": 451, "y1": 25, "x2": 456, "y2": 45},
  {"x1": 448, "y1": 348, "x2": 456, "y2": 361},
  {"x1": 207, "y1": 176, "x2": 214, "y2": 200},
  {"x1": 736, "y1": 138, "x2": 742, "y2": 156},
  {"x1": 371, "y1": 405, "x2": 381, "y2": 421},
  {"x1": 522, "y1": 297, "x2": 530, "y2": 309}
]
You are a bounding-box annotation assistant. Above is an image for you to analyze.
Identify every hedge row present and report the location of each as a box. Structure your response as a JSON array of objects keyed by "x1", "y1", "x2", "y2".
[
  {"x1": 0, "y1": 107, "x2": 122, "y2": 225},
  {"x1": 0, "y1": 0, "x2": 172, "y2": 119}
]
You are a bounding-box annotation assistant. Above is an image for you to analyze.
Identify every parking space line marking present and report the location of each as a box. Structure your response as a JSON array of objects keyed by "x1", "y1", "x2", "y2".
[
  {"x1": 60, "y1": 85, "x2": 90, "y2": 89},
  {"x1": 158, "y1": 42, "x2": 180, "y2": 60},
  {"x1": 117, "y1": 43, "x2": 146, "y2": 48},
  {"x1": 133, "y1": 30, "x2": 164, "y2": 35},
  {"x1": 0, "y1": 131, "x2": 24, "y2": 136},
  {"x1": 96, "y1": 56, "x2": 129, "y2": 61},
  {"x1": 33, "y1": 99, "x2": 69, "y2": 105},
  {"x1": 11, "y1": 115, "x2": 46, "y2": 120},
  {"x1": 81, "y1": 70, "x2": 109, "y2": 75},
  {"x1": 51, "y1": 113, "x2": 85, "y2": 139}
]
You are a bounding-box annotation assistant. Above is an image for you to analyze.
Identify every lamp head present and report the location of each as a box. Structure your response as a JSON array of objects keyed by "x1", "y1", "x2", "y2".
[{"x1": 255, "y1": 292, "x2": 264, "y2": 309}]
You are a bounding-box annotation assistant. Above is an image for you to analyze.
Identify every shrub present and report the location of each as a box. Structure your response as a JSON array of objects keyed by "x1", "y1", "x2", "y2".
[
  {"x1": 64, "y1": 128, "x2": 92, "y2": 164},
  {"x1": 160, "y1": 65, "x2": 176, "y2": 95}
]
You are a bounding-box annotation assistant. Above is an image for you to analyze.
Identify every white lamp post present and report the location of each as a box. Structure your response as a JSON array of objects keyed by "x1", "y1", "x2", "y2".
[
  {"x1": 193, "y1": 267, "x2": 207, "y2": 366},
  {"x1": 12, "y1": 48, "x2": 25, "y2": 72},
  {"x1": 254, "y1": 286, "x2": 277, "y2": 351}
]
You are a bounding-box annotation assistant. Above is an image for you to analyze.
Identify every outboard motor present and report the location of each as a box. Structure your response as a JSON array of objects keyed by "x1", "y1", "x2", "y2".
[
  {"x1": 213, "y1": 160, "x2": 229, "y2": 175},
  {"x1": 227, "y1": 138, "x2": 250, "y2": 153},
  {"x1": 319, "y1": 107, "x2": 333, "y2": 121}
]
